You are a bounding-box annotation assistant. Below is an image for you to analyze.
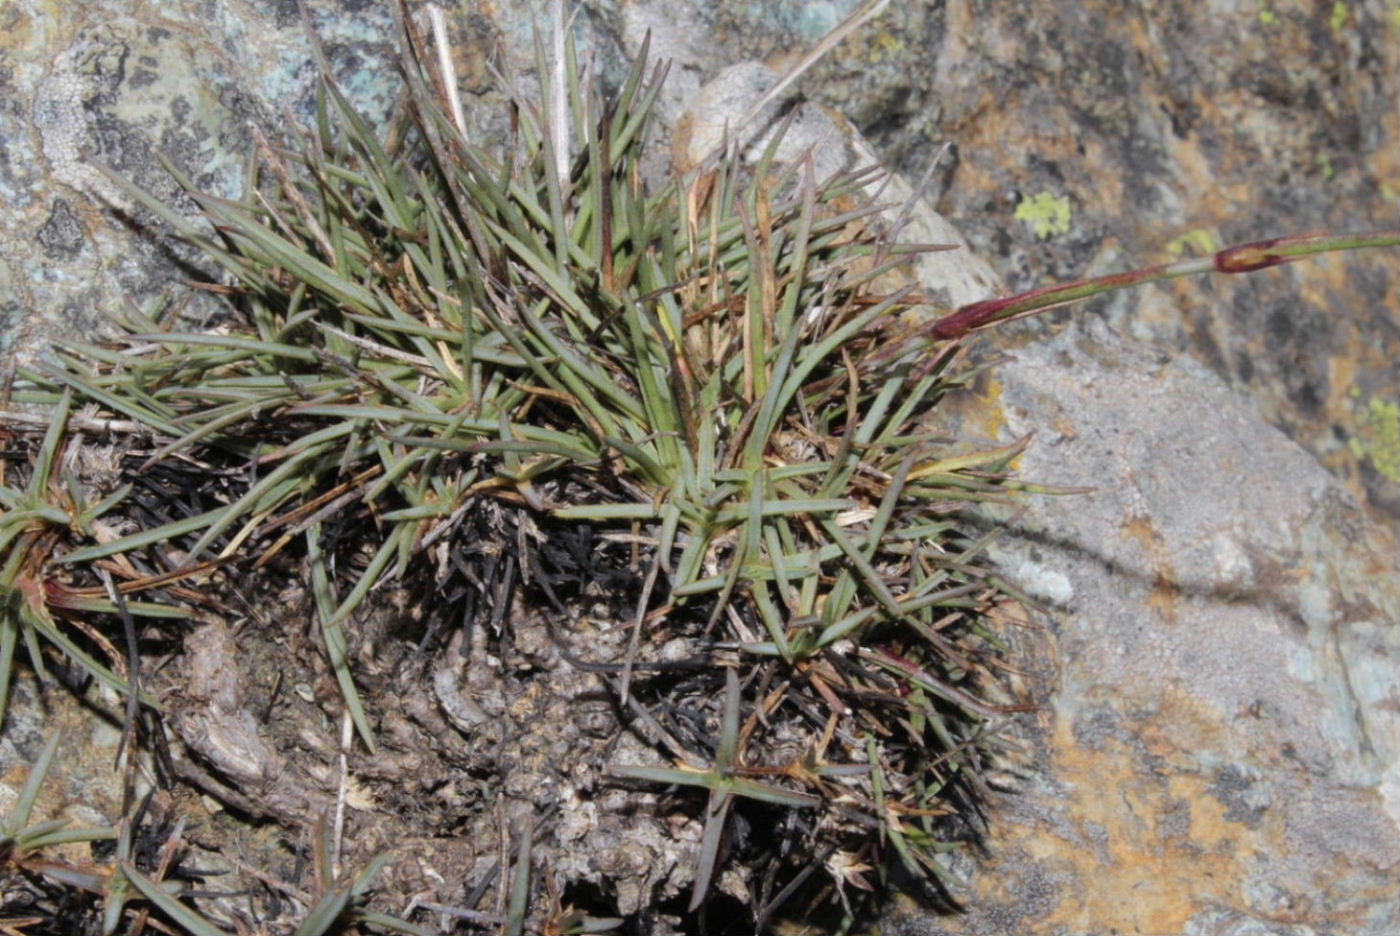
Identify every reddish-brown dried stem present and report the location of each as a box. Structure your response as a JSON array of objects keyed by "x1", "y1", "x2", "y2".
[{"x1": 926, "y1": 227, "x2": 1400, "y2": 342}]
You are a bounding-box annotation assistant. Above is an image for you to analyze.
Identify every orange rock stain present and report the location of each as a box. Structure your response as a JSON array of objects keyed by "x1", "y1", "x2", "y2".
[{"x1": 1120, "y1": 513, "x2": 1179, "y2": 624}]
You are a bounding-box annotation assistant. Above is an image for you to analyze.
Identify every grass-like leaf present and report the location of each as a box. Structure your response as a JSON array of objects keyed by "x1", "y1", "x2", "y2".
[{"x1": 118, "y1": 861, "x2": 230, "y2": 936}]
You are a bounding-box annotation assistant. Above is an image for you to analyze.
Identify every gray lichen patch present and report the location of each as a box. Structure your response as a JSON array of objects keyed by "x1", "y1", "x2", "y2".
[
  {"x1": 2, "y1": 2, "x2": 407, "y2": 360},
  {"x1": 35, "y1": 198, "x2": 86, "y2": 259}
]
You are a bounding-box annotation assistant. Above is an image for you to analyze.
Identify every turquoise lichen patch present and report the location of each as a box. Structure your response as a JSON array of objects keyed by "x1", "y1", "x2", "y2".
[
  {"x1": 742, "y1": 0, "x2": 856, "y2": 39},
  {"x1": 1167, "y1": 228, "x2": 1221, "y2": 256},
  {"x1": 1014, "y1": 191, "x2": 1072, "y2": 239},
  {"x1": 1347, "y1": 396, "x2": 1400, "y2": 482}
]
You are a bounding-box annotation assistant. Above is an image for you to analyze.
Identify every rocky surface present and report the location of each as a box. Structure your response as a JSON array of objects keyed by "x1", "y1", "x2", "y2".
[
  {"x1": 2, "y1": 1, "x2": 392, "y2": 355},
  {"x1": 894, "y1": 317, "x2": 1400, "y2": 935},
  {"x1": 682, "y1": 0, "x2": 1400, "y2": 519},
  {"x1": 656, "y1": 27, "x2": 1400, "y2": 931},
  {"x1": 4, "y1": 2, "x2": 1394, "y2": 507},
  {"x1": 1, "y1": 1, "x2": 1396, "y2": 934}
]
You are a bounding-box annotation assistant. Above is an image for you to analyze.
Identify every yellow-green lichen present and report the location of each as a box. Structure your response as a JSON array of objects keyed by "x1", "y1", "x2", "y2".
[
  {"x1": 1348, "y1": 396, "x2": 1400, "y2": 482},
  {"x1": 1015, "y1": 191, "x2": 1072, "y2": 239},
  {"x1": 1382, "y1": 180, "x2": 1400, "y2": 203},
  {"x1": 1330, "y1": 2, "x2": 1348, "y2": 29},
  {"x1": 866, "y1": 30, "x2": 905, "y2": 64},
  {"x1": 1258, "y1": 2, "x2": 1277, "y2": 24},
  {"x1": 1316, "y1": 153, "x2": 1335, "y2": 179},
  {"x1": 1167, "y1": 228, "x2": 1221, "y2": 256}
]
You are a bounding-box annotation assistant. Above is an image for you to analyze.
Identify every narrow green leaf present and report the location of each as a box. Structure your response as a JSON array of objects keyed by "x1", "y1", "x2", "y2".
[
  {"x1": 307, "y1": 523, "x2": 376, "y2": 752},
  {"x1": 60, "y1": 506, "x2": 227, "y2": 564},
  {"x1": 31, "y1": 389, "x2": 72, "y2": 490},
  {"x1": 726, "y1": 777, "x2": 820, "y2": 809},
  {"x1": 18, "y1": 825, "x2": 117, "y2": 851},
  {"x1": 293, "y1": 889, "x2": 353, "y2": 936},
  {"x1": 12, "y1": 732, "x2": 62, "y2": 830},
  {"x1": 689, "y1": 789, "x2": 732, "y2": 912},
  {"x1": 350, "y1": 910, "x2": 436, "y2": 936},
  {"x1": 119, "y1": 860, "x2": 231, "y2": 936},
  {"x1": 714, "y1": 496, "x2": 855, "y2": 525},
  {"x1": 551, "y1": 502, "x2": 662, "y2": 521},
  {"x1": 23, "y1": 607, "x2": 161, "y2": 710},
  {"x1": 608, "y1": 764, "x2": 717, "y2": 790},
  {"x1": 505, "y1": 815, "x2": 533, "y2": 936}
]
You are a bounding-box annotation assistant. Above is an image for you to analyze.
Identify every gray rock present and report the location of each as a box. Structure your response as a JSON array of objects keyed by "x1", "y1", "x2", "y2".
[{"x1": 904, "y1": 314, "x2": 1400, "y2": 934}]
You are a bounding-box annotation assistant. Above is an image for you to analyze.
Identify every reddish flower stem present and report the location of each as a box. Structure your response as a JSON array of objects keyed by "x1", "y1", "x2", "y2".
[{"x1": 925, "y1": 228, "x2": 1400, "y2": 342}]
